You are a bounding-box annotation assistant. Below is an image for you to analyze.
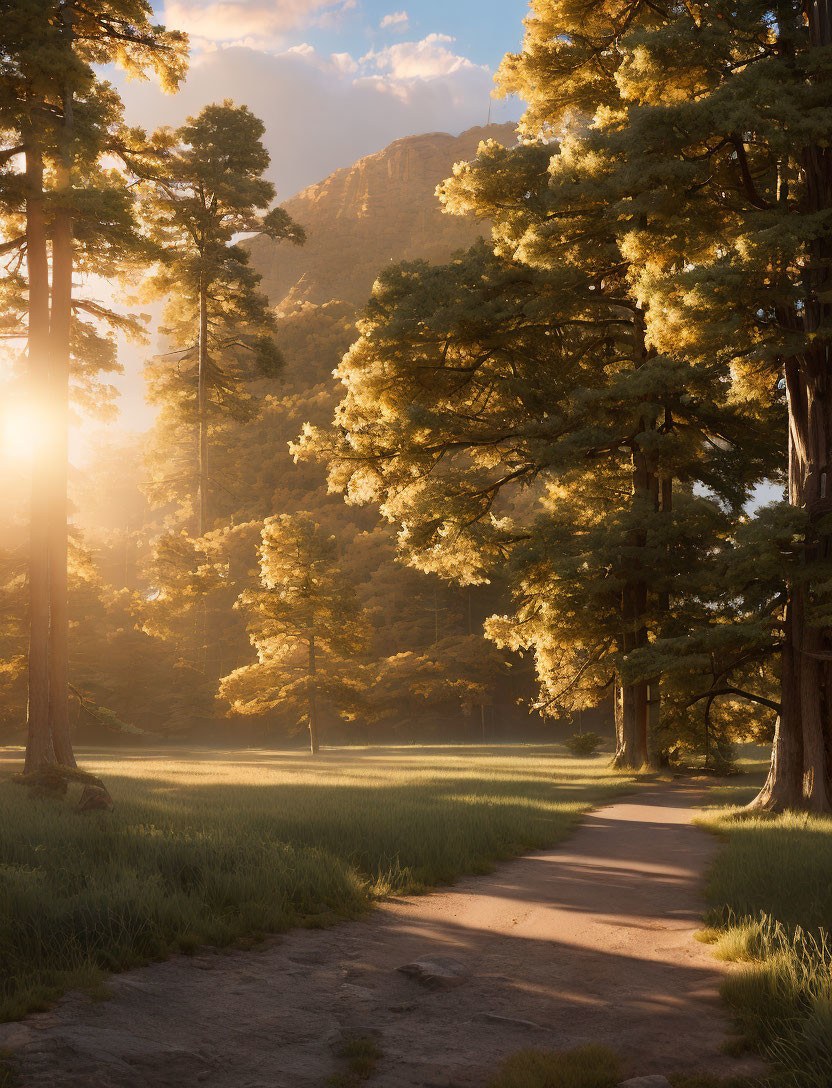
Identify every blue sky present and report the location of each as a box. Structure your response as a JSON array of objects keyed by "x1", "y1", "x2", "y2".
[
  {"x1": 97, "y1": 2, "x2": 532, "y2": 433},
  {"x1": 121, "y1": 1, "x2": 530, "y2": 198},
  {"x1": 287, "y1": 1, "x2": 529, "y2": 72}
]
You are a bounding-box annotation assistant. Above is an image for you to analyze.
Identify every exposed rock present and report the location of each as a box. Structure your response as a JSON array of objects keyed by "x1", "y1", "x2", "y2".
[
  {"x1": 397, "y1": 956, "x2": 468, "y2": 991},
  {"x1": 246, "y1": 124, "x2": 516, "y2": 310},
  {"x1": 77, "y1": 785, "x2": 114, "y2": 813},
  {"x1": 616, "y1": 1077, "x2": 674, "y2": 1088}
]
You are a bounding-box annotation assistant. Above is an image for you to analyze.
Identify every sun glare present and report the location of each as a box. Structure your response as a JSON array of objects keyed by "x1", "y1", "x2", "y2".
[{"x1": 1, "y1": 403, "x2": 49, "y2": 461}]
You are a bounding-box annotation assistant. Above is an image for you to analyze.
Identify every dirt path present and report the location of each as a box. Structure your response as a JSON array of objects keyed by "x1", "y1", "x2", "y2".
[{"x1": 0, "y1": 784, "x2": 762, "y2": 1088}]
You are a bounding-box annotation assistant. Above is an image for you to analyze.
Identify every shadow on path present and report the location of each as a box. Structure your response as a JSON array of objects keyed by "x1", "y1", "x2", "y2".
[{"x1": 0, "y1": 784, "x2": 763, "y2": 1088}]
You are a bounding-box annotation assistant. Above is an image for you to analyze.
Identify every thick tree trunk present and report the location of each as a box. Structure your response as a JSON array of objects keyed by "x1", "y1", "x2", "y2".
[
  {"x1": 24, "y1": 142, "x2": 55, "y2": 773},
  {"x1": 750, "y1": 600, "x2": 806, "y2": 810},
  {"x1": 47, "y1": 80, "x2": 76, "y2": 768},
  {"x1": 197, "y1": 282, "x2": 209, "y2": 536}
]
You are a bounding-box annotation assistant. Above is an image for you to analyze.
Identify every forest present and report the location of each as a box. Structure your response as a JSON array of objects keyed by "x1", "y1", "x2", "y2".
[{"x1": 1, "y1": 1, "x2": 831, "y2": 1087}]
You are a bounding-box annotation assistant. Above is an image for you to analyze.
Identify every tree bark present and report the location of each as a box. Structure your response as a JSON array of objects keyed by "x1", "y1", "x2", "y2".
[
  {"x1": 197, "y1": 281, "x2": 209, "y2": 536},
  {"x1": 749, "y1": 600, "x2": 806, "y2": 810},
  {"x1": 47, "y1": 71, "x2": 76, "y2": 768},
  {"x1": 23, "y1": 140, "x2": 55, "y2": 773}
]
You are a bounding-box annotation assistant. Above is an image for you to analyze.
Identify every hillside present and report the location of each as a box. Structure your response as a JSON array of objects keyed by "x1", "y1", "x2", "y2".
[{"x1": 245, "y1": 123, "x2": 516, "y2": 309}]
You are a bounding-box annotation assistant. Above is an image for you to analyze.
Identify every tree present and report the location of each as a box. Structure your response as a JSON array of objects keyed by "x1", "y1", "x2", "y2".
[
  {"x1": 140, "y1": 101, "x2": 305, "y2": 536},
  {"x1": 296, "y1": 236, "x2": 774, "y2": 767},
  {"x1": 587, "y1": 0, "x2": 832, "y2": 809},
  {"x1": 0, "y1": 0, "x2": 187, "y2": 771},
  {"x1": 220, "y1": 514, "x2": 367, "y2": 754},
  {"x1": 441, "y1": 8, "x2": 785, "y2": 763}
]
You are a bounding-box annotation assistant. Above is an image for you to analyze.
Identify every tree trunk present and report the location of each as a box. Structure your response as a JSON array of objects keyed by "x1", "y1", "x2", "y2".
[
  {"x1": 197, "y1": 281, "x2": 209, "y2": 536},
  {"x1": 308, "y1": 625, "x2": 319, "y2": 755},
  {"x1": 749, "y1": 599, "x2": 805, "y2": 810},
  {"x1": 47, "y1": 75, "x2": 76, "y2": 768},
  {"x1": 612, "y1": 676, "x2": 625, "y2": 764},
  {"x1": 612, "y1": 671, "x2": 648, "y2": 766},
  {"x1": 616, "y1": 438, "x2": 652, "y2": 769},
  {"x1": 23, "y1": 141, "x2": 55, "y2": 773},
  {"x1": 648, "y1": 470, "x2": 673, "y2": 764}
]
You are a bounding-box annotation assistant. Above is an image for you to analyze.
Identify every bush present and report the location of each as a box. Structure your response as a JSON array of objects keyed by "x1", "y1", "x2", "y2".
[{"x1": 565, "y1": 732, "x2": 603, "y2": 757}]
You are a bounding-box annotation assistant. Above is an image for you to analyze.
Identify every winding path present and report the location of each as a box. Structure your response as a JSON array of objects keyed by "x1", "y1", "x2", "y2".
[{"x1": 0, "y1": 784, "x2": 763, "y2": 1087}]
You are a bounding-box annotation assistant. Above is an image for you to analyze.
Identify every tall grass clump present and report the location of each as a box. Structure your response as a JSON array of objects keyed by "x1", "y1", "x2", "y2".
[
  {"x1": 698, "y1": 807, "x2": 832, "y2": 1087},
  {"x1": 486, "y1": 1044, "x2": 621, "y2": 1088},
  {"x1": 0, "y1": 744, "x2": 630, "y2": 1021}
]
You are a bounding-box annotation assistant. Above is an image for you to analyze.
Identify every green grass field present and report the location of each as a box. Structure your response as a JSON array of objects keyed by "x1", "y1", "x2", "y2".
[
  {"x1": 0, "y1": 743, "x2": 631, "y2": 1023},
  {"x1": 699, "y1": 754, "x2": 832, "y2": 1088}
]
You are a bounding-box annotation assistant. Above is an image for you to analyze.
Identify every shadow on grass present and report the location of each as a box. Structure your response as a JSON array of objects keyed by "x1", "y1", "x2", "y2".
[{"x1": 0, "y1": 745, "x2": 632, "y2": 1022}]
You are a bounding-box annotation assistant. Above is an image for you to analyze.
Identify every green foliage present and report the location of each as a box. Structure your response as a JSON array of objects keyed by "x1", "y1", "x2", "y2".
[
  {"x1": 140, "y1": 100, "x2": 303, "y2": 526},
  {"x1": 220, "y1": 514, "x2": 369, "y2": 736},
  {"x1": 0, "y1": 0, "x2": 188, "y2": 414},
  {"x1": 486, "y1": 1045, "x2": 621, "y2": 1088},
  {"x1": 0, "y1": 745, "x2": 630, "y2": 1021},
  {"x1": 565, "y1": 732, "x2": 603, "y2": 757}
]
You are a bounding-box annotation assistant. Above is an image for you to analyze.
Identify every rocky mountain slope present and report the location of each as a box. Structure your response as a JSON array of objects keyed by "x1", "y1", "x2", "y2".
[{"x1": 246, "y1": 123, "x2": 516, "y2": 309}]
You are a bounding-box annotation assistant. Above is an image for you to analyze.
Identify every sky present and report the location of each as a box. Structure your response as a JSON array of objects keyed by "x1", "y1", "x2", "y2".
[
  {"x1": 84, "y1": 1, "x2": 531, "y2": 438},
  {"x1": 116, "y1": 0, "x2": 530, "y2": 200}
]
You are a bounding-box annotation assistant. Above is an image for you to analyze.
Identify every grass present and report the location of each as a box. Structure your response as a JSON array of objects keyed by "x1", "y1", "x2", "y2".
[
  {"x1": 0, "y1": 743, "x2": 631, "y2": 1023},
  {"x1": 698, "y1": 774, "x2": 832, "y2": 1088},
  {"x1": 486, "y1": 1045, "x2": 621, "y2": 1088},
  {"x1": 0, "y1": 1052, "x2": 18, "y2": 1088},
  {"x1": 325, "y1": 1036, "x2": 384, "y2": 1087}
]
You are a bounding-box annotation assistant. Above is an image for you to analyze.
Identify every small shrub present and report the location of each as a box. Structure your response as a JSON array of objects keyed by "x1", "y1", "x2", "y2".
[
  {"x1": 565, "y1": 732, "x2": 603, "y2": 757},
  {"x1": 326, "y1": 1036, "x2": 383, "y2": 1086},
  {"x1": 487, "y1": 1044, "x2": 621, "y2": 1088}
]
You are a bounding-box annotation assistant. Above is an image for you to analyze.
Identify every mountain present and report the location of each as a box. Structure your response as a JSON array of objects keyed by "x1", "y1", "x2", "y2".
[{"x1": 245, "y1": 123, "x2": 516, "y2": 310}]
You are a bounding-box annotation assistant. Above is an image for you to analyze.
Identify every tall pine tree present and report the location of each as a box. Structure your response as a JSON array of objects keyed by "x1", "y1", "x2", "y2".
[
  {"x1": 0, "y1": 0, "x2": 186, "y2": 771},
  {"x1": 140, "y1": 101, "x2": 304, "y2": 536}
]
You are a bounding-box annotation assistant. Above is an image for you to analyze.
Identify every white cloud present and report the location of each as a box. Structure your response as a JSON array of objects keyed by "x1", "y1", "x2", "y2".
[
  {"x1": 117, "y1": 42, "x2": 519, "y2": 200},
  {"x1": 380, "y1": 10, "x2": 409, "y2": 31},
  {"x1": 164, "y1": 0, "x2": 353, "y2": 45},
  {"x1": 362, "y1": 33, "x2": 482, "y2": 81},
  {"x1": 312, "y1": 0, "x2": 358, "y2": 30}
]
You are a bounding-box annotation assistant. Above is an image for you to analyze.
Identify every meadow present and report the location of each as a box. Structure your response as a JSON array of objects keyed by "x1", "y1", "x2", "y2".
[
  {"x1": 698, "y1": 756, "x2": 832, "y2": 1088},
  {"x1": 0, "y1": 743, "x2": 631, "y2": 1023}
]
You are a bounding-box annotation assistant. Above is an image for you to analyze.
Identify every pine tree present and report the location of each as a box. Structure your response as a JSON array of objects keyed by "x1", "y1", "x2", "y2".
[
  {"x1": 0, "y1": 0, "x2": 187, "y2": 771},
  {"x1": 296, "y1": 233, "x2": 774, "y2": 766},
  {"x1": 140, "y1": 101, "x2": 305, "y2": 536},
  {"x1": 220, "y1": 513, "x2": 367, "y2": 755},
  {"x1": 591, "y1": 0, "x2": 832, "y2": 809}
]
